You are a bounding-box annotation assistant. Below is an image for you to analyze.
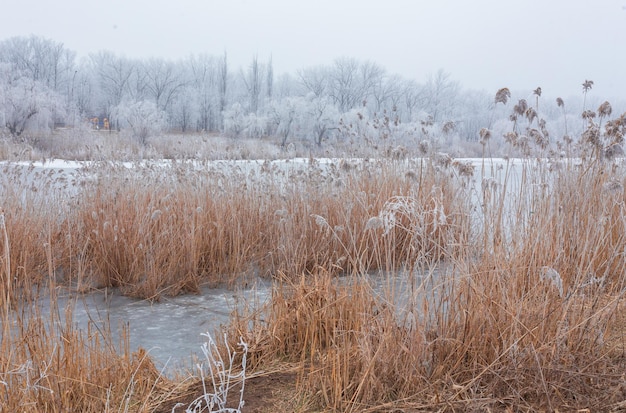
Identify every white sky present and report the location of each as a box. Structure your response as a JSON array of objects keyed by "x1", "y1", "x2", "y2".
[{"x1": 2, "y1": 0, "x2": 625, "y2": 99}]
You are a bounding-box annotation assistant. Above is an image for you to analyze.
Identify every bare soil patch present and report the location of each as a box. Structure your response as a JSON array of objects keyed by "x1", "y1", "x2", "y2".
[{"x1": 152, "y1": 369, "x2": 302, "y2": 413}]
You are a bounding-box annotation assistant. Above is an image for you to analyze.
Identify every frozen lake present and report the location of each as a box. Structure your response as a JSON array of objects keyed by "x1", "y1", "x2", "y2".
[
  {"x1": 40, "y1": 281, "x2": 272, "y2": 372},
  {"x1": 0, "y1": 156, "x2": 566, "y2": 372},
  {"x1": 27, "y1": 268, "x2": 448, "y2": 374}
]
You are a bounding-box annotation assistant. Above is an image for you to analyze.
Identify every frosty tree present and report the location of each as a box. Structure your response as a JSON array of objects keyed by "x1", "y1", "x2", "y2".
[
  {"x1": 142, "y1": 58, "x2": 185, "y2": 113},
  {"x1": 0, "y1": 64, "x2": 62, "y2": 138},
  {"x1": 112, "y1": 100, "x2": 168, "y2": 145}
]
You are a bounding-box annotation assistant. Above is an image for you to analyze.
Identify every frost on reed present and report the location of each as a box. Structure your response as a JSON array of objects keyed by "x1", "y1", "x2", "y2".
[
  {"x1": 226, "y1": 154, "x2": 626, "y2": 411},
  {"x1": 375, "y1": 193, "x2": 448, "y2": 237},
  {"x1": 539, "y1": 266, "x2": 563, "y2": 297},
  {"x1": 5, "y1": 121, "x2": 626, "y2": 411},
  {"x1": 362, "y1": 181, "x2": 463, "y2": 273},
  {"x1": 0, "y1": 157, "x2": 469, "y2": 300},
  {"x1": 0, "y1": 299, "x2": 170, "y2": 412},
  {"x1": 173, "y1": 333, "x2": 248, "y2": 413}
]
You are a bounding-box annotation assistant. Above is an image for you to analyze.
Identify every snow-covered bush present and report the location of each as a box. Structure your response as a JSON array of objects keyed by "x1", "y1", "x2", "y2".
[
  {"x1": 113, "y1": 100, "x2": 168, "y2": 145},
  {"x1": 0, "y1": 64, "x2": 63, "y2": 139},
  {"x1": 222, "y1": 103, "x2": 246, "y2": 138}
]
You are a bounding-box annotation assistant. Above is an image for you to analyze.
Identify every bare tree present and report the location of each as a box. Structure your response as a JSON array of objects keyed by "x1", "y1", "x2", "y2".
[
  {"x1": 90, "y1": 51, "x2": 135, "y2": 128},
  {"x1": 127, "y1": 61, "x2": 149, "y2": 102},
  {"x1": 307, "y1": 95, "x2": 339, "y2": 146},
  {"x1": 372, "y1": 73, "x2": 403, "y2": 113},
  {"x1": 268, "y1": 97, "x2": 300, "y2": 147},
  {"x1": 188, "y1": 54, "x2": 220, "y2": 131},
  {"x1": 112, "y1": 100, "x2": 167, "y2": 145},
  {"x1": 222, "y1": 103, "x2": 246, "y2": 138},
  {"x1": 142, "y1": 58, "x2": 185, "y2": 113},
  {"x1": 218, "y1": 52, "x2": 228, "y2": 130},
  {"x1": 297, "y1": 65, "x2": 329, "y2": 98},
  {"x1": 266, "y1": 55, "x2": 274, "y2": 100},
  {"x1": 171, "y1": 85, "x2": 198, "y2": 133},
  {"x1": 242, "y1": 55, "x2": 263, "y2": 114},
  {"x1": 423, "y1": 69, "x2": 460, "y2": 122},
  {"x1": 274, "y1": 73, "x2": 301, "y2": 99},
  {"x1": 0, "y1": 35, "x2": 76, "y2": 93},
  {"x1": 327, "y1": 57, "x2": 384, "y2": 112},
  {"x1": 0, "y1": 35, "x2": 77, "y2": 127},
  {"x1": 71, "y1": 66, "x2": 96, "y2": 118},
  {"x1": 0, "y1": 65, "x2": 61, "y2": 138},
  {"x1": 402, "y1": 79, "x2": 425, "y2": 122},
  {"x1": 456, "y1": 89, "x2": 492, "y2": 142},
  {"x1": 328, "y1": 57, "x2": 359, "y2": 112}
]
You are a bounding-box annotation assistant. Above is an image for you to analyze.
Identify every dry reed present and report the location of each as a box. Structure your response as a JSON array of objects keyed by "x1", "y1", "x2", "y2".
[
  {"x1": 2, "y1": 102, "x2": 626, "y2": 410},
  {"x1": 220, "y1": 155, "x2": 626, "y2": 411}
]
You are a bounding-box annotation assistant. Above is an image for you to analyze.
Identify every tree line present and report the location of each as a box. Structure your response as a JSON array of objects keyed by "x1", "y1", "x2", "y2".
[{"x1": 0, "y1": 35, "x2": 617, "y2": 155}]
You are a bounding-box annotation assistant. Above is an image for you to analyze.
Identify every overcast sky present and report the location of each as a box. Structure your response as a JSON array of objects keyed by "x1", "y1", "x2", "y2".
[{"x1": 2, "y1": 0, "x2": 625, "y2": 99}]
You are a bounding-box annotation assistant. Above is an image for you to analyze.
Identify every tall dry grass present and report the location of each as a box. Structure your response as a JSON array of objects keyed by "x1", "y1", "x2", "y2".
[
  {"x1": 222, "y1": 155, "x2": 626, "y2": 411},
  {"x1": 0, "y1": 303, "x2": 170, "y2": 412},
  {"x1": 0, "y1": 166, "x2": 173, "y2": 411},
  {"x1": 0, "y1": 157, "x2": 462, "y2": 300},
  {"x1": 3, "y1": 100, "x2": 626, "y2": 410},
  {"x1": 0, "y1": 155, "x2": 470, "y2": 410}
]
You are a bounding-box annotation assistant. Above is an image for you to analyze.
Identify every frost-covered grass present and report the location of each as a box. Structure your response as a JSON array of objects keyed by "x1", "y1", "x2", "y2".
[
  {"x1": 0, "y1": 156, "x2": 469, "y2": 300},
  {"x1": 172, "y1": 333, "x2": 248, "y2": 413},
  {"x1": 223, "y1": 156, "x2": 626, "y2": 411},
  {"x1": 2, "y1": 147, "x2": 626, "y2": 410},
  {"x1": 0, "y1": 126, "x2": 429, "y2": 162}
]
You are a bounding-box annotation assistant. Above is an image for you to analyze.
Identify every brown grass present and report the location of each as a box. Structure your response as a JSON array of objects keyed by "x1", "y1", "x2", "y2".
[
  {"x1": 220, "y1": 156, "x2": 626, "y2": 411},
  {"x1": 2, "y1": 135, "x2": 626, "y2": 411},
  {"x1": 0, "y1": 158, "x2": 464, "y2": 300},
  {"x1": 0, "y1": 155, "x2": 468, "y2": 410},
  {"x1": 0, "y1": 295, "x2": 176, "y2": 411}
]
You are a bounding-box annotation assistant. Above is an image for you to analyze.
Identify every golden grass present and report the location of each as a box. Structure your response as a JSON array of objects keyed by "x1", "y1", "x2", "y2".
[
  {"x1": 221, "y1": 156, "x2": 626, "y2": 411},
  {"x1": 0, "y1": 156, "x2": 468, "y2": 410},
  {"x1": 2, "y1": 144, "x2": 626, "y2": 410},
  {"x1": 0, "y1": 158, "x2": 466, "y2": 301},
  {"x1": 0, "y1": 297, "x2": 175, "y2": 412}
]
